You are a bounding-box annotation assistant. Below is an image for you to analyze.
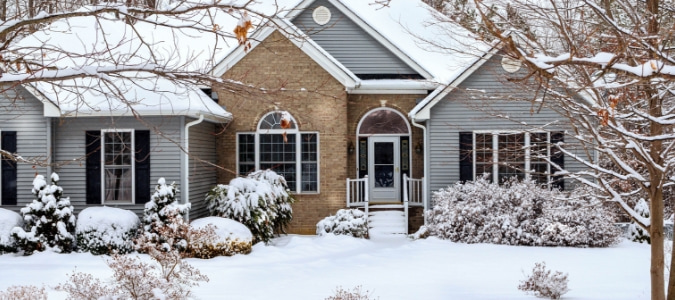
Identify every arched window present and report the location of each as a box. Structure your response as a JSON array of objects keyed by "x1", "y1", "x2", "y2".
[
  {"x1": 358, "y1": 108, "x2": 410, "y2": 135},
  {"x1": 237, "y1": 111, "x2": 319, "y2": 193}
]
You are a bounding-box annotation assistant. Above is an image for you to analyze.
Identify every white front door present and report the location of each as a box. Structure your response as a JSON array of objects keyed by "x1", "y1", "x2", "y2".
[{"x1": 368, "y1": 136, "x2": 400, "y2": 202}]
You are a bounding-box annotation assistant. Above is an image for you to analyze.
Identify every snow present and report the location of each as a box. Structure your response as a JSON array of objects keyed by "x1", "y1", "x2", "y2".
[
  {"x1": 339, "y1": 0, "x2": 485, "y2": 84},
  {"x1": 0, "y1": 236, "x2": 650, "y2": 299},
  {"x1": 190, "y1": 217, "x2": 253, "y2": 243},
  {"x1": 0, "y1": 209, "x2": 22, "y2": 247},
  {"x1": 76, "y1": 207, "x2": 139, "y2": 240},
  {"x1": 13, "y1": 6, "x2": 235, "y2": 122}
]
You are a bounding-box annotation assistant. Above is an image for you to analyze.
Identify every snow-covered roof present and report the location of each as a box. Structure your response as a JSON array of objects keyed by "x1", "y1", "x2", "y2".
[
  {"x1": 15, "y1": 6, "x2": 235, "y2": 123},
  {"x1": 330, "y1": 0, "x2": 485, "y2": 84},
  {"x1": 15, "y1": 0, "x2": 486, "y2": 120},
  {"x1": 30, "y1": 73, "x2": 232, "y2": 123},
  {"x1": 212, "y1": 0, "x2": 488, "y2": 93}
]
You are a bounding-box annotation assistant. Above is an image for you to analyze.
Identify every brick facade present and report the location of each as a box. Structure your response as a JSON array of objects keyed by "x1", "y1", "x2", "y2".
[{"x1": 215, "y1": 31, "x2": 426, "y2": 234}]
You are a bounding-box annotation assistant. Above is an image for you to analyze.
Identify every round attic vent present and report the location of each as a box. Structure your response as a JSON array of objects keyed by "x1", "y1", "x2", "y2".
[
  {"x1": 501, "y1": 56, "x2": 522, "y2": 73},
  {"x1": 312, "y1": 6, "x2": 331, "y2": 25}
]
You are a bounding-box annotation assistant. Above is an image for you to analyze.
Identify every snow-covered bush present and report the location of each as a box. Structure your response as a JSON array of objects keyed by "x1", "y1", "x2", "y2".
[
  {"x1": 206, "y1": 170, "x2": 295, "y2": 244},
  {"x1": 139, "y1": 178, "x2": 190, "y2": 254},
  {"x1": 326, "y1": 285, "x2": 376, "y2": 300},
  {"x1": 57, "y1": 252, "x2": 208, "y2": 300},
  {"x1": 316, "y1": 209, "x2": 368, "y2": 238},
  {"x1": 11, "y1": 173, "x2": 76, "y2": 255},
  {"x1": 426, "y1": 178, "x2": 621, "y2": 247},
  {"x1": 0, "y1": 208, "x2": 22, "y2": 254},
  {"x1": 0, "y1": 285, "x2": 47, "y2": 300},
  {"x1": 76, "y1": 207, "x2": 140, "y2": 255},
  {"x1": 248, "y1": 170, "x2": 294, "y2": 234},
  {"x1": 518, "y1": 262, "x2": 569, "y2": 299},
  {"x1": 188, "y1": 217, "x2": 253, "y2": 258},
  {"x1": 628, "y1": 198, "x2": 650, "y2": 244},
  {"x1": 409, "y1": 226, "x2": 430, "y2": 240}
]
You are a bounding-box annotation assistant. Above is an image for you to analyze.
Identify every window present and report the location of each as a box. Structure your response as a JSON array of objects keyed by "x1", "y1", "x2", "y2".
[
  {"x1": 461, "y1": 131, "x2": 564, "y2": 188},
  {"x1": 102, "y1": 130, "x2": 134, "y2": 203},
  {"x1": 237, "y1": 111, "x2": 319, "y2": 193},
  {"x1": 1, "y1": 131, "x2": 17, "y2": 205},
  {"x1": 86, "y1": 130, "x2": 150, "y2": 205}
]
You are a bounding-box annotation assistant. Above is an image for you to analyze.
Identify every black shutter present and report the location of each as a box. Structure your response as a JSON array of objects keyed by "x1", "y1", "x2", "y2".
[
  {"x1": 86, "y1": 131, "x2": 102, "y2": 204},
  {"x1": 134, "y1": 130, "x2": 151, "y2": 204},
  {"x1": 459, "y1": 132, "x2": 473, "y2": 183},
  {"x1": 1, "y1": 131, "x2": 17, "y2": 205},
  {"x1": 550, "y1": 131, "x2": 565, "y2": 190}
]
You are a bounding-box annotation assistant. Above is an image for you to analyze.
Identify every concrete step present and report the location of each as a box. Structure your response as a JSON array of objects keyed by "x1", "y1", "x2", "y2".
[{"x1": 368, "y1": 210, "x2": 407, "y2": 236}]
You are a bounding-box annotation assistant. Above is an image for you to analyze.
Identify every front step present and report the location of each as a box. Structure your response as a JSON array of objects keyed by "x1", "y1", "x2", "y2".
[{"x1": 368, "y1": 209, "x2": 407, "y2": 237}]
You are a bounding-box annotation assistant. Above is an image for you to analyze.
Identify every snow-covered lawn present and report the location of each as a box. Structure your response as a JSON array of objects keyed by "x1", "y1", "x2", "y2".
[{"x1": 0, "y1": 235, "x2": 649, "y2": 299}]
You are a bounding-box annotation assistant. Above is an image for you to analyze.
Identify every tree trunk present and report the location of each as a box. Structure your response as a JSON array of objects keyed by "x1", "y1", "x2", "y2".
[
  {"x1": 646, "y1": 2, "x2": 665, "y2": 298},
  {"x1": 652, "y1": 187, "x2": 666, "y2": 300}
]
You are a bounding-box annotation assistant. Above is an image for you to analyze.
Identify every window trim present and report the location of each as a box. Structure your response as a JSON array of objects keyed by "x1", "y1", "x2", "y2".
[
  {"x1": 100, "y1": 129, "x2": 136, "y2": 204},
  {"x1": 472, "y1": 131, "x2": 551, "y2": 184},
  {"x1": 237, "y1": 112, "x2": 320, "y2": 194}
]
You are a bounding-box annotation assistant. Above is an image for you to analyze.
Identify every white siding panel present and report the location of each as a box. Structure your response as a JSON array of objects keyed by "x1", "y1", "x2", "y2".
[
  {"x1": 0, "y1": 86, "x2": 48, "y2": 211},
  {"x1": 53, "y1": 117, "x2": 183, "y2": 216},
  {"x1": 292, "y1": 0, "x2": 418, "y2": 76},
  {"x1": 428, "y1": 54, "x2": 588, "y2": 192}
]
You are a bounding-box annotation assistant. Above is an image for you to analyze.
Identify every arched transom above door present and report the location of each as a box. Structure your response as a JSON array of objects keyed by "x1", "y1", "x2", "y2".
[{"x1": 357, "y1": 108, "x2": 410, "y2": 135}]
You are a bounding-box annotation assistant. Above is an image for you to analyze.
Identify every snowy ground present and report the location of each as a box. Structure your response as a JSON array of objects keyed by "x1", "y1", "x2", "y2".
[{"x1": 0, "y1": 235, "x2": 650, "y2": 299}]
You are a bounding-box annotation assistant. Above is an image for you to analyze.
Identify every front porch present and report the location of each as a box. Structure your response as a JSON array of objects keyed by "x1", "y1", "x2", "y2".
[{"x1": 346, "y1": 174, "x2": 425, "y2": 235}]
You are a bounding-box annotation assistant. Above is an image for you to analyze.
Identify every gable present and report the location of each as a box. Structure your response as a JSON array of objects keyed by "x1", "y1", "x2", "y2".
[{"x1": 291, "y1": 0, "x2": 421, "y2": 79}]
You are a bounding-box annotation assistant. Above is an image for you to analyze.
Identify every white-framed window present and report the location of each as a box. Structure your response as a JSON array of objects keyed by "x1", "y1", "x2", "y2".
[
  {"x1": 237, "y1": 111, "x2": 319, "y2": 193},
  {"x1": 473, "y1": 131, "x2": 553, "y2": 185},
  {"x1": 101, "y1": 129, "x2": 135, "y2": 203}
]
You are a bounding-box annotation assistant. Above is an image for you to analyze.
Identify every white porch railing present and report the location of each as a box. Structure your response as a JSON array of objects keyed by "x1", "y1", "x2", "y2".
[
  {"x1": 404, "y1": 174, "x2": 424, "y2": 207},
  {"x1": 403, "y1": 174, "x2": 424, "y2": 234},
  {"x1": 346, "y1": 175, "x2": 369, "y2": 218}
]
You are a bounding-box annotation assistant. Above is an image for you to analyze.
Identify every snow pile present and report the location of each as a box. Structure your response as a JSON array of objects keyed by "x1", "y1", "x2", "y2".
[
  {"x1": 628, "y1": 198, "x2": 650, "y2": 243},
  {"x1": 316, "y1": 209, "x2": 368, "y2": 238},
  {"x1": 141, "y1": 178, "x2": 190, "y2": 253},
  {"x1": 206, "y1": 170, "x2": 295, "y2": 244},
  {"x1": 426, "y1": 178, "x2": 622, "y2": 247},
  {"x1": 76, "y1": 207, "x2": 140, "y2": 255},
  {"x1": 0, "y1": 208, "x2": 22, "y2": 253},
  {"x1": 11, "y1": 173, "x2": 76, "y2": 254},
  {"x1": 188, "y1": 217, "x2": 253, "y2": 258}
]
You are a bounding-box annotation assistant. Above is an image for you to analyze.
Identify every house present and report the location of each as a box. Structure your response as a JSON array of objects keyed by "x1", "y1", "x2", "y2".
[
  {"x1": 210, "y1": 0, "x2": 587, "y2": 234},
  {"x1": 1, "y1": 0, "x2": 586, "y2": 235},
  {"x1": 0, "y1": 13, "x2": 232, "y2": 218}
]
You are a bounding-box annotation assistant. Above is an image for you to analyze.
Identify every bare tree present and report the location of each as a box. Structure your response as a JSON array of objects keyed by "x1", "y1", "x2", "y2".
[
  {"x1": 436, "y1": 0, "x2": 675, "y2": 299},
  {"x1": 0, "y1": 0, "x2": 297, "y2": 169}
]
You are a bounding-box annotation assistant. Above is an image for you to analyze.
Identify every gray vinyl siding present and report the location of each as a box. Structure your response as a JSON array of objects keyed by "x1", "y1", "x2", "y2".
[
  {"x1": 52, "y1": 116, "x2": 184, "y2": 216},
  {"x1": 292, "y1": 0, "x2": 419, "y2": 76},
  {"x1": 187, "y1": 121, "x2": 219, "y2": 219},
  {"x1": 427, "y1": 54, "x2": 587, "y2": 194},
  {"x1": 0, "y1": 86, "x2": 48, "y2": 210}
]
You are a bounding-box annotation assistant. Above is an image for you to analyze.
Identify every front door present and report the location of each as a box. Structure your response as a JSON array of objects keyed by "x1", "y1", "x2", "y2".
[{"x1": 368, "y1": 136, "x2": 400, "y2": 202}]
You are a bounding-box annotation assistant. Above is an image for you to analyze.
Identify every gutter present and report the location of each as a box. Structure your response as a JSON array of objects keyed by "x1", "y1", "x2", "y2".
[
  {"x1": 183, "y1": 114, "x2": 204, "y2": 221},
  {"x1": 410, "y1": 118, "x2": 429, "y2": 226}
]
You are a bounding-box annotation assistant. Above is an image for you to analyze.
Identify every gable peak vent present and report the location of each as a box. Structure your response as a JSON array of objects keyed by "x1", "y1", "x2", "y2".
[{"x1": 312, "y1": 6, "x2": 331, "y2": 25}]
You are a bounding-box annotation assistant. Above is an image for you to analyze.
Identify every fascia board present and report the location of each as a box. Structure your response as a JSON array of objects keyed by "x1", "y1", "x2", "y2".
[{"x1": 21, "y1": 83, "x2": 62, "y2": 117}]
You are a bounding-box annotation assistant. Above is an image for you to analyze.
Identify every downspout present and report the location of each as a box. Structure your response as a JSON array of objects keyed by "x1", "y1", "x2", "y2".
[
  {"x1": 411, "y1": 118, "x2": 428, "y2": 226},
  {"x1": 183, "y1": 114, "x2": 204, "y2": 221},
  {"x1": 46, "y1": 118, "x2": 52, "y2": 176}
]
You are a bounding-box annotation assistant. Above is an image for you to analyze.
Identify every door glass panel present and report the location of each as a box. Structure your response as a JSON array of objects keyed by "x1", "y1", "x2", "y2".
[
  {"x1": 374, "y1": 142, "x2": 393, "y2": 164},
  {"x1": 374, "y1": 142, "x2": 394, "y2": 187},
  {"x1": 374, "y1": 166, "x2": 394, "y2": 187}
]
